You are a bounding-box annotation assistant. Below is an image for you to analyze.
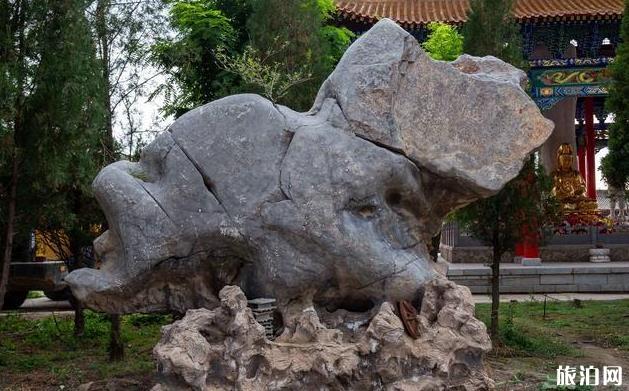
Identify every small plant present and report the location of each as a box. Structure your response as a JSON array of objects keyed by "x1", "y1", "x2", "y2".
[
  {"x1": 130, "y1": 169, "x2": 150, "y2": 182},
  {"x1": 127, "y1": 313, "x2": 171, "y2": 327},
  {"x1": 539, "y1": 376, "x2": 594, "y2": 390},
  {"x1": 216, "y1": 42, "x2": 312, "y2": 103},
  {"x1": 27, "y1": 291, "x2": 43, "y2": 299},
  {"x1": 421, "y1": 22, "x2": 463, "y2": 61}
]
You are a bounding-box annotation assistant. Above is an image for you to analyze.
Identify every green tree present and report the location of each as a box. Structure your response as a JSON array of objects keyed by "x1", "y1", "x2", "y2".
[
  {"x1": 20, "y1": 0, "x2": 106, "y2": 285},
  {"x1": 0, "y1": 0, "x2": 46, "y2": 309},
  {"x1": 462, "y1": 0, "x2": 524, "y2": 66},
  {"x1": 151, "y1": 0, "x2": 243, "y2": 117},
  {"x1": 0, "y1": 0, "x2": 106, "y2": 314},
  {"x1": 601, "y1": 0, "x2": 629, "y2": 191},
  {"x1": 422, "y1": 22, "x2": 463, "y2": 61},
  {"x1": 216, "y1": 44, "x2": 313, "y2": 103},
  {"x1": 457, "y1": 0, "x2": 533, "y2": 342},
  {"x1": 454, "y1": 159, "x2": 559, "y2": 340},
  {"x1": 152, "y1": 0, "x2": 353, "y2": 116},
  {"x1": 245, "y1": 0, "x2": 352, "y2": 110},
  {"x1": 91, "y1": 0, "x2": 167, "y2": 163}
]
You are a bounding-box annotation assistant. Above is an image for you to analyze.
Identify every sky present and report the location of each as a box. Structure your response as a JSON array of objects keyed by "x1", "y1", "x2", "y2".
[{"x1": 596, "y1": 147, "x2": 609, "y2": 190}]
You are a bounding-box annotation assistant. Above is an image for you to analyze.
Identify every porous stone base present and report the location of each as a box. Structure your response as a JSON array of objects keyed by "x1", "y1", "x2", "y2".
[{"x1": 152, "y1": 281, "x2": 493, "y2": 390}]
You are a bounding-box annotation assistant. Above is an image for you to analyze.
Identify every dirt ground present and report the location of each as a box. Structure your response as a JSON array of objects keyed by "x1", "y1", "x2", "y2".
[
  {"x1": 3, "y1": 338, "x2": 627, "y2": 391},
  {"x1": 488, "y1": 337, "x2": 629, "y2": 390},
  {"x1": 2, "y1": 300, "x2": 628, "y2": 390}
]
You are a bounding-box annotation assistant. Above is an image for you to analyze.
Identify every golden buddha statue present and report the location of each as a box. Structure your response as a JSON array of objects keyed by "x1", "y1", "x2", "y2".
[{"x1": 552, "y1": 143, "x2": 597, "y2": 214}]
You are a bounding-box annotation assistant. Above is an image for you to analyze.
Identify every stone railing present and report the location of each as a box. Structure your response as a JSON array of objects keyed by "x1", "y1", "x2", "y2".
[{"x1": 440, "y1": 222, "x2": 629, "y2": 263}]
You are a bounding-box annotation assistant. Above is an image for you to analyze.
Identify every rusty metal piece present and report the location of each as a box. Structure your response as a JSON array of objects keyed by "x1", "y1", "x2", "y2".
[{"x1": 398, "y1": 300, "x2": 420, "y2": 339}]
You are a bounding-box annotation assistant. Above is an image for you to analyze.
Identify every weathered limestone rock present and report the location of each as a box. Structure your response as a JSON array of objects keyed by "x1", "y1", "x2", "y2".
[
  {"x1": 65, "y1": 18, "x2": 552, "y2": 315},
  {"x1": 152, "y1": 284, "x2": 492, "y2": 391}
]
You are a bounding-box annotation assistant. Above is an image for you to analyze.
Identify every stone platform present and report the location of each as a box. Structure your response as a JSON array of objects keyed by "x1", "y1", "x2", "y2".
[{"x1": 447, "y1": 262, "x2": 629, "y2": 294}]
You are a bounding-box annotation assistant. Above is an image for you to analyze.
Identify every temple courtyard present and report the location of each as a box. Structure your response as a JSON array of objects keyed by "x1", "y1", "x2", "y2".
[{"x1": 1, "y1": 298, "x2": 628, "y2": 390}]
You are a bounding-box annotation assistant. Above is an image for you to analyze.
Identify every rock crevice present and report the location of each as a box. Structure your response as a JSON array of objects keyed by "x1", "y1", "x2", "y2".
[{"x1": 66, "y1": 17, "x2": 552, "y2": 321}]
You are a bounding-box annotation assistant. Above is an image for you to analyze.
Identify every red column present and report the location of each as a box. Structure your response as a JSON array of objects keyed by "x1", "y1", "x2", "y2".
[
  {"x1": 577, "y1": 144, "x2": 586, "y2": 181},
  {"x1": 584, "y1": 98, "x2": 597, "y2": 200}
]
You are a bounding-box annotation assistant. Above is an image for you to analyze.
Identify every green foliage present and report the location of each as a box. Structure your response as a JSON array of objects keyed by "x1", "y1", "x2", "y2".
[
  {"x1": 20, "y1": 0, "x2": 105, "y2": 191},
  {"x1": 319, "y1": 25, "x2": 354, "y2": 70},
  {"x1": 422, "y1": 22, "x2": 464, "y2": 61},
  {"x1": 454, "y1": 158, "x2": 560, "y2": 257},
  {"x1": 153, "y1": 0, "x2": 353, "y2": 115},
  {"x1": 94, "y1": 0, "x2": 167, "y2": 161},
  {"x1": 170, "y1": 1, "x2": 236, "y2": 43},
  {"x1": 22, "y1": 0, "x2": 106, "y2": 252},
  {"x1": 26, "y1": 291, "x2": 43, "y2": 299},
  {"x1": 0, "y1": 311, "x2": 170, "y2": 387},
  {"x1": 152, "y1": 0, "x2": 242, "y2": 117},
  {"x1": 476, "y1": 299, "x2": 629, "y2": 358},
  {"x1": 539, "y1": 377, "x2": 594, "y2": 390},
  {"x1": 601, "y1": 0, "x2": 629, "y2": 189},
  {"x1": 246, "y1": 0, "x2": 353, "y2": 110},
  {"x1": 499, "y1": 313, "x2": 575, "y2": 358},
  {"x1": 0, "y1": 0, "x2": 107, "y2": 266},
  {"x1": 462, "y1": 0, "x2": 525, "y2": 67},
  {"x1": 455, "y1": 158, "x2": 559, "y2": 342},
  {"x1": 458, "y1": 0, "x2": 545, "y2": 341},
  {"x1": 216, "y1": 44, "x2": 313, "y2": 102},
  {"x1": 456, "y1": 0, "x2": 550, "y2": 260}
]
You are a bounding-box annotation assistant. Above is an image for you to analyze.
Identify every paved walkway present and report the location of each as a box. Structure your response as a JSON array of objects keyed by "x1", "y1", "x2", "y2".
[
  {"x1": 448, "y1": 261, "x2": 629, "y2": 271},
  {"x1": 0, "y1": 297, "x2": 73, "y2": 319},
  {"x1": 20, "y1": 296, "x2": 72, "y2": 311}
]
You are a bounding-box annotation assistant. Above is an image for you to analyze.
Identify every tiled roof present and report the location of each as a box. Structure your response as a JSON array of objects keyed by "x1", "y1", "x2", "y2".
[{"x1": 336, "y1": 0, "x2": 625, "y2": 27}]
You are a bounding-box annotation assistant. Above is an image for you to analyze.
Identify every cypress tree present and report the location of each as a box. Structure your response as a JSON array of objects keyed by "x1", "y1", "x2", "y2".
[
  {"x1": 21, "y1": 0, "x2": 105, "y2": 196},
  {"x1": 456, "y1": 0, "x2": 557, "y2": 343},
  {"x1": 462, "y1": 0, "x2": 524, "y2": 66},
  {"x1": 246, "y1": 0, "x2": 352, "y2": 110},
  {"x1": 0, "y1": 0, "x2": 107, "y2": 309},
  {"x1": 601, "y1": 0, "x2": 629, "y2": 190}
]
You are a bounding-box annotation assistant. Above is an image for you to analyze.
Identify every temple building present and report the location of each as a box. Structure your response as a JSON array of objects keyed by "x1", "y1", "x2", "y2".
[{"x1": 335, "y1": 0, "x2": 629, "y2": 265}]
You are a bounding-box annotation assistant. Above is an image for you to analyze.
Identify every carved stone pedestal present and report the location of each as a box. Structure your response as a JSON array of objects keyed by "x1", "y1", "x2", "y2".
[
  {"x1": 152, "y1": 282, "x2": 493, "y2": 391},
  {"x1": 589, "y1": 248, "x2": 611, "y2": 263}
]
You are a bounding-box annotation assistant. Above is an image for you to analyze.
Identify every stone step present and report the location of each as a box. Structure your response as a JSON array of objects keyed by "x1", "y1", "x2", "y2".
[{"x1": 447, "y1": 262, "x2": 629, "y2": 294}]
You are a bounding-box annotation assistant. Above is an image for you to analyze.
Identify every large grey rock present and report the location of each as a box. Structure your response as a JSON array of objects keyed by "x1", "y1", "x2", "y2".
[
  {"x1": 65, "y1": 19, "x2": 552, "y2": 315},
  {"x1": 152, "y1": 283, "x2": 492, "y2": 390}
]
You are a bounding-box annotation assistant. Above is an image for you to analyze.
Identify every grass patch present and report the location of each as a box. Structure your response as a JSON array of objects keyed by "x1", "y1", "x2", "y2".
[
  {"x1": 476, "y1": 300, "x2": 629, "y2": 390},
  {"x1": 27, "y1": 291, "x2": 43, "y2": 299},
  {"x1": 538, "y1": 376, "x2": 595, "y2": 390},
  {"x1": 475, "y1": 299, "x2": 629, "y2": 357},
  {"x1": 0, "y1": 311, "x2": 171, "y2": 389},
  {"x1": 475, "y1": 301, "x2": 576, "y2": 358}
]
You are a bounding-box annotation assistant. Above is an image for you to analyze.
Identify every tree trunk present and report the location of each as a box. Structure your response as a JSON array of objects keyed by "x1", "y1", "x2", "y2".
[
  {"x1": 490, "y1": 241, "x2": 502, "y2": 343},
  {"x1": 68, "y1": 293, "x2": 85, "y2": 336},
  {"x1": 0, "y1": 0, "x2": 25, "y2": 310},
  {"x1": 109, "y1": 314, "x2": 124, "y2": 361},
  {"x1": 95, "y1": 2, "x2": 121, "y2": 360},
  {"x1": 0, "y1": 152, "x2": 19, "y2": 308},
  {"x1": 430, "y1": 231, "x2": 441, "y2": 262},
  {"x1": 95, "y1": 0, "x2": 114, "y2": 163}
]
